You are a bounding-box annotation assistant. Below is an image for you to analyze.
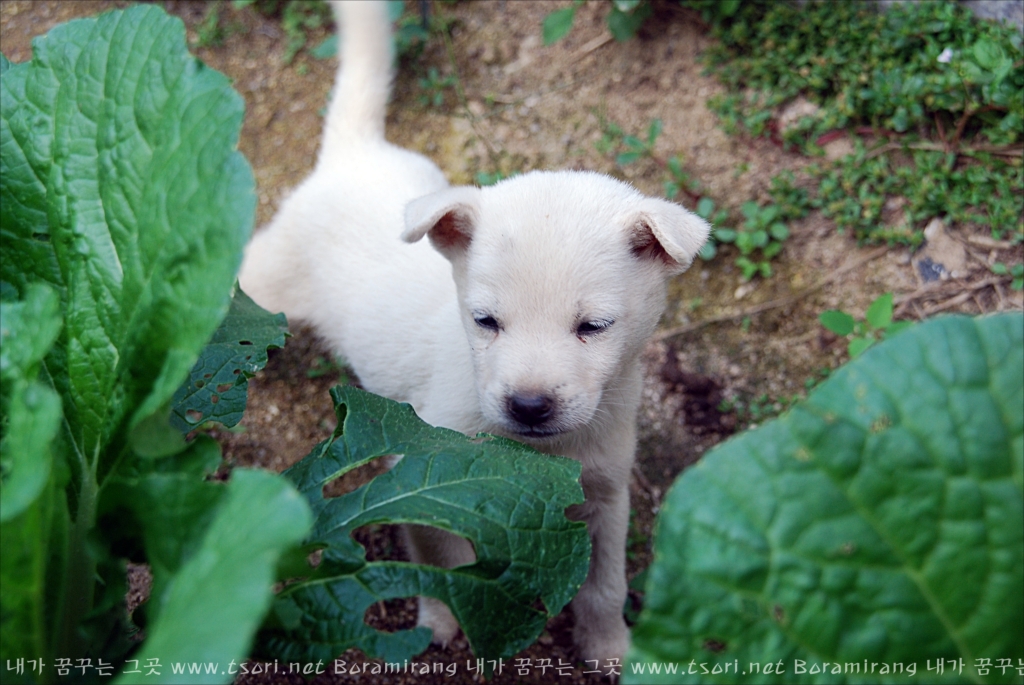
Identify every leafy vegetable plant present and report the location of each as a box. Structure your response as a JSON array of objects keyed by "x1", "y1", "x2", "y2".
[
  {"x1": 0, "y1": 6, "x2": 313, "y2": 680},
  {"x1": 820, "y1": 293, "x2": 912, "y2": 358},
  {"x1": 625, "y1": 313, "x2": 1024, "y2": 683},
  {"x1": 255, "y1": 386, "x2": 591, "y2": 667}
]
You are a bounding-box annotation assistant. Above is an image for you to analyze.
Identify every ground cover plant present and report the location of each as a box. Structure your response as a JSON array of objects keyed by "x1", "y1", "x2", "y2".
[{"x1": 694, "y1": 0, "x2": 1023, "y2": 245}]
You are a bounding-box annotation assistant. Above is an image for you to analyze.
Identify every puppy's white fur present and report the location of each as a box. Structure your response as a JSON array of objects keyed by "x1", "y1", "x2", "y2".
[{"x1": 240, "y1": 1, "x2": 709, "y2": 662}]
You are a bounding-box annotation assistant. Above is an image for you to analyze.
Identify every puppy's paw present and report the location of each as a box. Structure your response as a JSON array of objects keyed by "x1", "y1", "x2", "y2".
[
  {"x1": 417, "y1": 596, "x2": 461, "y2": 646},
  {"x1": 574, "y1": 616, "x2": 630, "y2": 664}
]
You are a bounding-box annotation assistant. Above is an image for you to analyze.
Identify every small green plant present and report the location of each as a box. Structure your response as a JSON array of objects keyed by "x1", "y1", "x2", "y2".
[
  {"x1": 819, "y1": 292, "x2": 912, "y2": 357},
  {"x1": 235, "y1": 0, "x2": 332, "y2": 64},
  {"x1": 196, "y1": 0, "x2": 227, "y2": 47},
  {"x1": 417, "y1": 66, "x2": 458, "y2": 107},
  {"x1": 543, "y1": 0, "x2": 652, "y2": 46},
  {"x1": 767, "y1": 170, "x2": 811, "y2": 221},
  {"x1": 719, "y1": 392, "x2": 800, "y2": 428},
  {"x1": 991, "y1": 262, "x2": 1024, "y2": 290},
  {"x1": 596, "y1": 117, "x2": 663, "y2": 166},
  {"x1": 693, "y1": 197, "x2": 729, "y2": 261},
  {"x1": 714, "y1": 201, "x2": 790, "y2": 280}
]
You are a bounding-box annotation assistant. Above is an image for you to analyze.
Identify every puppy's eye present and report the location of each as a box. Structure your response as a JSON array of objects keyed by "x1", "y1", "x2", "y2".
[
  {"x1": 577, "y1": 319, "x2": 613, "y2": 336},
  {"x1": 474, "y1": 314, "x2": 500, "y2": 331}
]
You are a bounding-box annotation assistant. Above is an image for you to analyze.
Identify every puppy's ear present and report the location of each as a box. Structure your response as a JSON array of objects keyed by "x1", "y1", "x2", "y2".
[
  {"x1": 628, "y1": 197, "x2": 711, "y2": 274},
  {"x1": 403, "y1": 186, "x2": 482, "y2": 261}
]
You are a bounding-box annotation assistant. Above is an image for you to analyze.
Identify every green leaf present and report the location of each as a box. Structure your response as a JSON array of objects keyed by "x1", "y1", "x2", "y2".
[
  {"x1": 607, "y1": 1, "x2": 651, "y2": 42},
  {"x1": 623, "y1": 135, "x2": 646, "y2": 150},
  {"x1": 865, "y1": 292, "x2": 894, "y2": 330},
  {"x1": 819, "y1": 310, "x2": 855, "y2": 336},
  {"x1": 696, "y1": 197, "x2": 715, "y2": 218},
  {"x1": 648, "y1": 118, "x2": 663, "y2": 146},
  {"x1": 625, "y1": 314, "x2": 1024, "y2": 684},
  {"x1": 256, "y1": 386, "x2": 591, "y2": 664},
  {"x1": 698, "y1": 241, "x2": 717, "y2": 261},
  {"x1": 973, "y1": 39, "x2": 1006, "y2": 71},
  {"x1": 617, "y1": 151, "x2": 642, "y2": 166},
  {"x1": 112, "y1": 461, "x2": 312, "y2": 684},
  {"x1": 310, "y1": 34, "x2": 337, "y2": 59},
  {"x1": 0, "y1": 4, "x2": 255, "y2": 469},
  {"x1": 0, "y1": 469, "x2": 67, "y2": 672},
  {"x1": 1, "y1": 3, "x2": 259, "y2": 671},
  {"x1": 714, "y1": 228, "x2": 737, "y2": 243},
  {"x1": 542, "y1": 7, "x2": 576, "y2": 45},
  {"x1": 669, "y1": 155, "x2": 685, "y2": 180},
  {"x1": 769, "y1": 222, "x2": 790, "y2": 241},
  {"x1": 170, "y1": 289, "x2": 288, "y2": 432},
  {"x1": 847, "y1": 335, "x2": 875, "y2": 357},
  {"x1": 0, "y1": 284, "x2": 63, "y2": 521}
]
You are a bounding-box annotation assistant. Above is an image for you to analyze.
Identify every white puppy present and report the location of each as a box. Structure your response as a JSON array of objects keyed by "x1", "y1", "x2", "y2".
[{"x1": 240, "y1": 1, "x2": 709, "y2": 663}]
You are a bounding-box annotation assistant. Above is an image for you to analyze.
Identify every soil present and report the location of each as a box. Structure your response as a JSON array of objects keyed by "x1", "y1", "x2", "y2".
[{"x1": 2, "y1": 2, "x2": 1021, "y2": 684}]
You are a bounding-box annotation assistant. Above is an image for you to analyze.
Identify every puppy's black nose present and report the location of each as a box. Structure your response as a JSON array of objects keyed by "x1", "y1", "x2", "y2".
[{"x1": 507, "y1": 393, "x2": 555, "y2": 427}]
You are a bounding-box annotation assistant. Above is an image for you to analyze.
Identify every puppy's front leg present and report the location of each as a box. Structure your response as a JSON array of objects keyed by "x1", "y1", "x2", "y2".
[
  {"x1": 402, "y1": 524, "x2": 475, "y2": 645},
  {"x1": 570, "y1": 463, "x2": 631, "y2": 663}
]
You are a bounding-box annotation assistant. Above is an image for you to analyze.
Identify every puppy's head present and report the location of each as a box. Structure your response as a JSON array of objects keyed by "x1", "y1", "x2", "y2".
[{"x1": 403, "y1": 171, "x2": 709, "y2": 440}]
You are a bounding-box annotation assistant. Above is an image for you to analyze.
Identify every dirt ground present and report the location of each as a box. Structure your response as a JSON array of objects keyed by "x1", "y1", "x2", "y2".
[{"x1": 2, "y1": 1, "x2": 1021, "y2": 684}]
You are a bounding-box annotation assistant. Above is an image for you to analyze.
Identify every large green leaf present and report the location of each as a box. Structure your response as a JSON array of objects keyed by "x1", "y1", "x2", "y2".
[
  {"x1": 0, "y1": 284, "x2": 65, "y2": 674},
  {"x1": 102, "y1": 449, "x2": 312, "y2": 685},
  {"x1": 256, "y1": 386, "x2": 591, "y2": 664},
  {"x1": 0, "y1": 284, "x2": 63, "y2": 522},
  {"x1": 1, "y1": 4, "x2": 268, "y2": 675},
  {"x1": 171, "y1": 288, "x2": 288, "y2": 433},
  {"x1": 0, "y1": 4, "x2": 255, "y2": 474},
  {"x1": 625, "y1": 314, "x2": 1023, "y2": 684}
]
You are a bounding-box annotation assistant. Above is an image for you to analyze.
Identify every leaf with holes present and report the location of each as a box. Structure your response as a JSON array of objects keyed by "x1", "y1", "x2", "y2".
[
  {"x1": 624, "y1": 314, "x2": 1023, "y2": 683},
  {"x1": 170, "y1": 288, "x2": 287, "y2": 432},
  {"x1": 255, "y1": 386, "x2": 591, "y2": 666}
]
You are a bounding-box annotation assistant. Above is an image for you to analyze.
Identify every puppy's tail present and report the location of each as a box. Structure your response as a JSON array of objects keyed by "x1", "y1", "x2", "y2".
[{"x1": 321, "y1": 1, "x2": 393, "y2": 152}]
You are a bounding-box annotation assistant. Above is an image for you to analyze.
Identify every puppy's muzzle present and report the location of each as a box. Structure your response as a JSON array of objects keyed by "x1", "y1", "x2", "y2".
[{"x1": 506, "y1": 392, "x2": 556, "y2": 430}]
